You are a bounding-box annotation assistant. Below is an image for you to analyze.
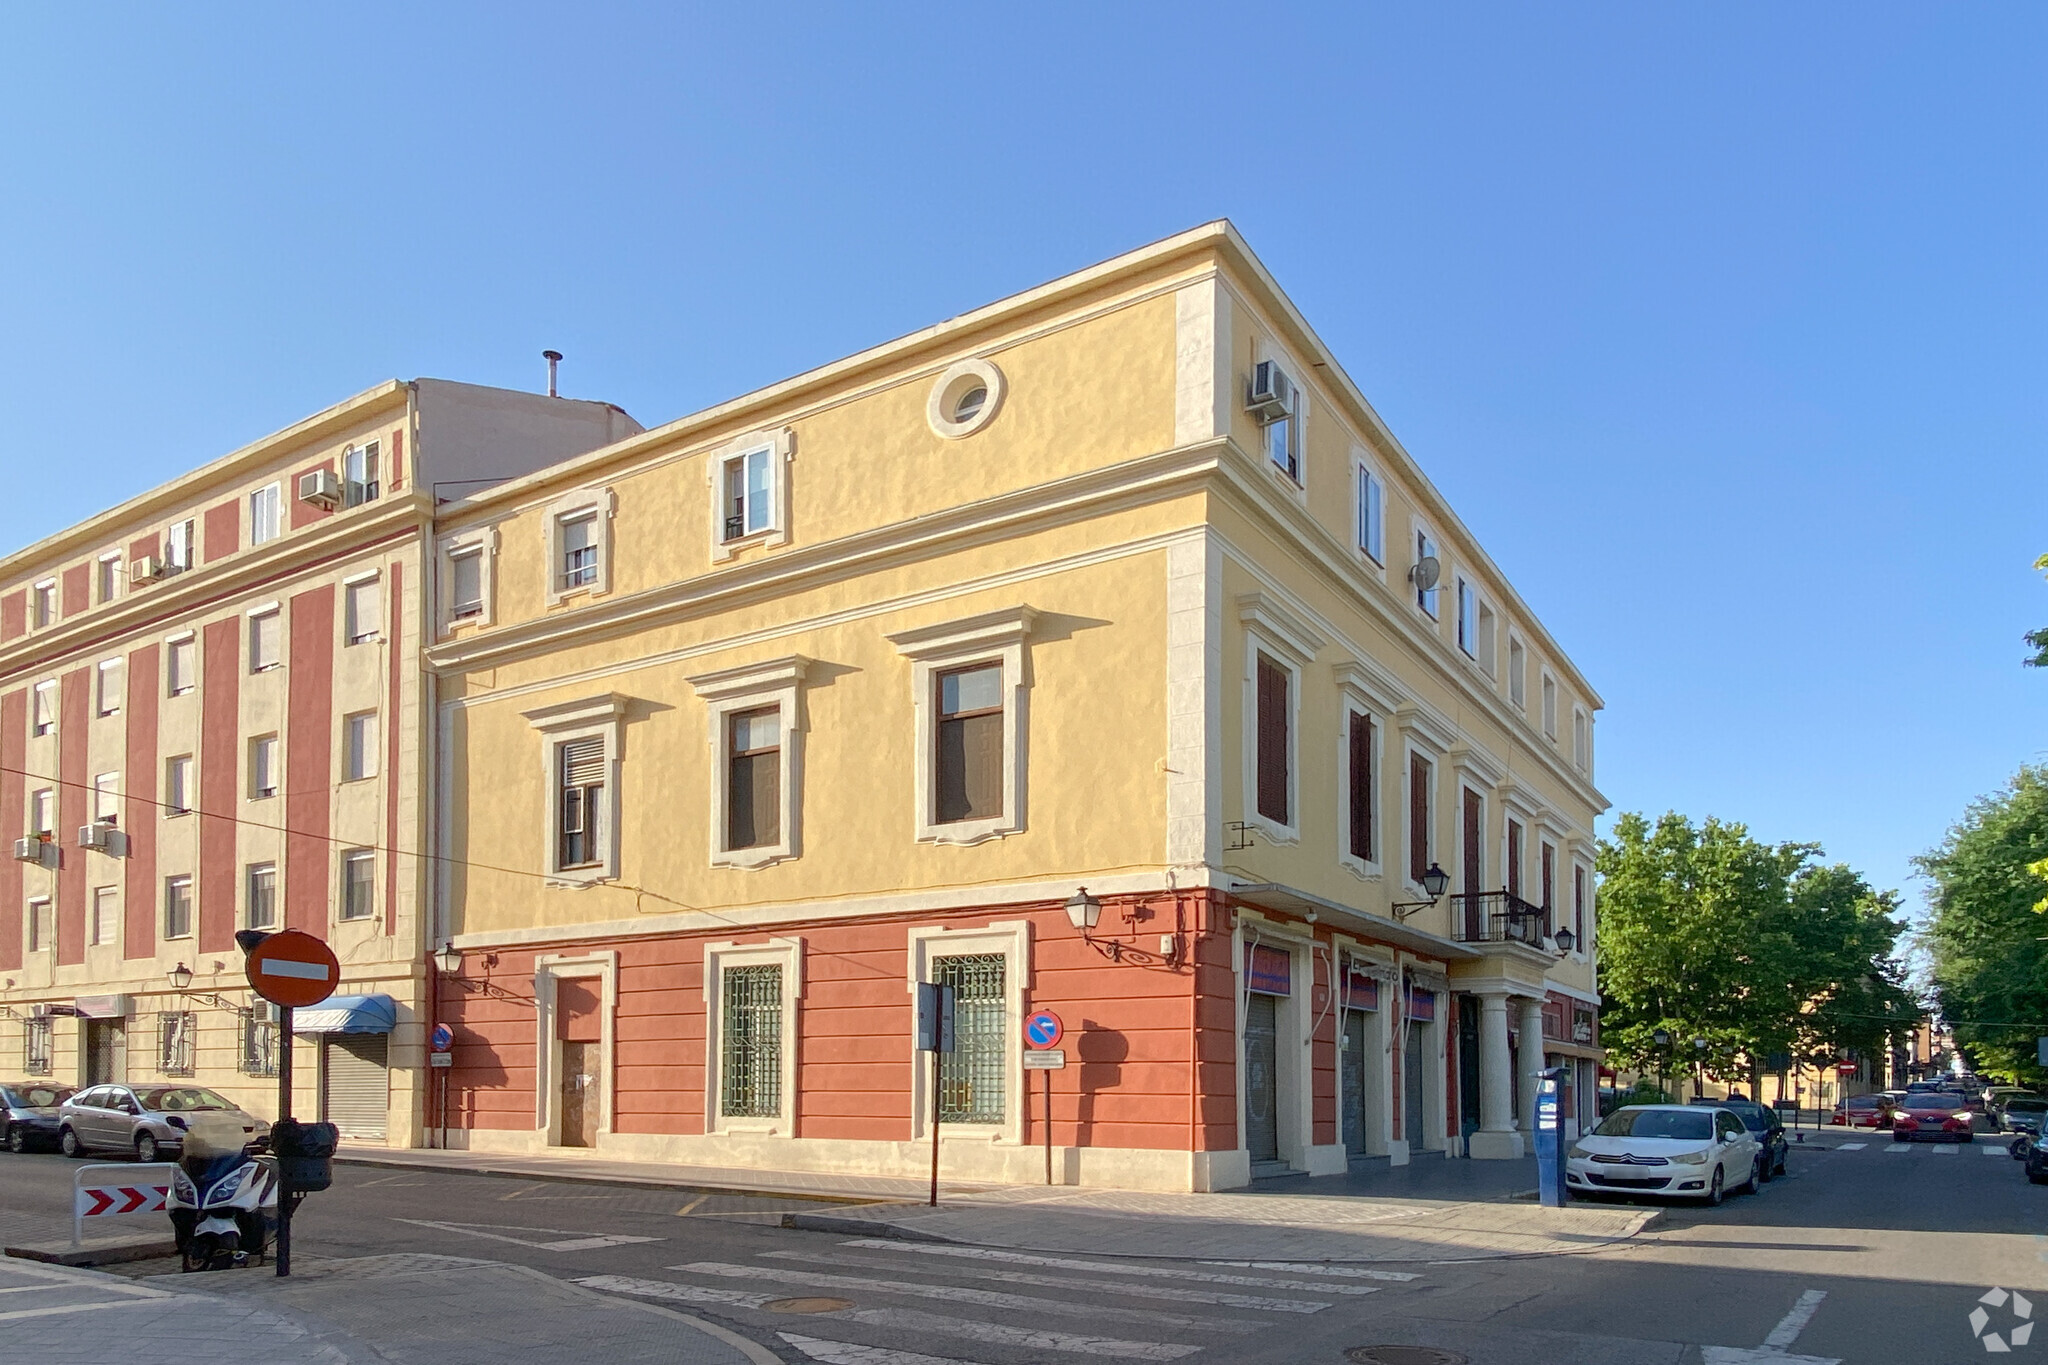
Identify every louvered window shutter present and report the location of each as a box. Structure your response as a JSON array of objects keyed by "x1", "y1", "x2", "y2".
[{"x1": 561, "y1": 737, "x2": 606, "y2": 787}]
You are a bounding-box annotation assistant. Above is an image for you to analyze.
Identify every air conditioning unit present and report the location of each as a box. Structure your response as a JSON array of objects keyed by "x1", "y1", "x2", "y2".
[
  {"x1": 77, "y1": 823, "x2": 128, "y2": 857},
  {"x1": 131, "y1": 555, "x2": 165, "y2": 584},
  {"x1": 12, "y1": 837, "x2": 52, "y2": 865},
  {"x1": 299, "y1": 469, "x2": 342, "y2": 509},
  {"x1": 1246, "y1": 360, "x2": 1296, "y2": 423}
]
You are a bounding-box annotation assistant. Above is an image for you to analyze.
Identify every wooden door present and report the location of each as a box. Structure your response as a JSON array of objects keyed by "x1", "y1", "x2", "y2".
[
  {"x1": 1244, "y1": 994, "x2": 1279, "y2": 1162},
  {"x1": 555, "y1": 977, "x2": 603, "y2": 1147},
  {"x1": 559, "y1": 1041, "x2": 597, "y2": 1148}
]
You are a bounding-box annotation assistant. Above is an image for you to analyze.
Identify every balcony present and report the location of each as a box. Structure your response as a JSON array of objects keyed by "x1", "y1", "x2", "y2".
[{"x1": 1450, "y1": 890, "x2": 1554, "y2": 949}]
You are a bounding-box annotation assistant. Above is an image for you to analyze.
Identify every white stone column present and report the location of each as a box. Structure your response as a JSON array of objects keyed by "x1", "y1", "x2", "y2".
[
  {"x1": 1517, "y1": 997, "x2": 1547, "y2": 1135},
  {"x1": 1468, "y1": 992, "x2": 1524, "y2": 1159}
]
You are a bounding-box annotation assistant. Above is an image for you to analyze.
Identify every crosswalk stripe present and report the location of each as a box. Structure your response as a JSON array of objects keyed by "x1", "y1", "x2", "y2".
[
  {"x1": 835, "y1": 1306, "x2": 1200, "y2": 1360},
  {"x1": 1883, "y1": 1144, "x2": 1913, "y2": 1155},
  {"x1": 1201, "y1": 1261, "x2": 1420, "y2": 1283},
  {"x1": 1837, "y1": 1142, "x2": 1867, "y2": 1151},
  {"x1": 574, "y1": 1273, "x2": 778, "y2": 1310},
  {"x1": 668, "y1": 1262, "x2": 1258, "y2": 1330},
  {"x1": 1930, "y1": 1145, "x2": 1958, "y2": 1156},
  {"x1": 836, "y1": 1240, "x2": 1382, "y2": 1296},
  {"x1": 781, "y1": 1333, "x2": 981, "y2": 1365},
  {"x1": 1985, "y1": 1144, "x2": 2009, "y2": 1156},
  {"x1": 766, "y1": 1250, "x2": 1328, "y2": 1312}
]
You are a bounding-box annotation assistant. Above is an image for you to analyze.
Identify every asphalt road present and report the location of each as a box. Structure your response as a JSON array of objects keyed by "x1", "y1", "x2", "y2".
[{"x1": 2, "y1": 1132, "x2": 2041, "y2": 1365}]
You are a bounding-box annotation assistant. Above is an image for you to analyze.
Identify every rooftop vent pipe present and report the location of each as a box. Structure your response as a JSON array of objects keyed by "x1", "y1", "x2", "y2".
[{"x1": 543, "y1": 350, "x2": 562, "y2": 398}]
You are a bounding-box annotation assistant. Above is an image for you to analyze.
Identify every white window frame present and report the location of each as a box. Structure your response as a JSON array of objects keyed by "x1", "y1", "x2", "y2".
[
  {"x1": 1412, "y1": 521, "x2": 1441, "y2": 620},
  {"x1": 247, "y1": 604, "x2": 282, "y2": 673},
  {"x1": 1507, "y1": 633, "x2": 1527, "y2": 712},
  {"x1": 166, "y1": 632, "x2": 196, "y2": 697},
  {"x1": 92, "y1": 772, "x2": 119, "y2": 823},
  {"x1": 686, "y1": 656, "x2": 808, "y2": 871},
  {"x1": 249, "y1": 734, "x2": 279, "y2": 800},
  {"x1": 905, "y1": 921, "x2": 1031, "y2": 1146},
  {"x1": 96, "y1": 553, "x2": 122, "y2": 604},
  {"x1": 249, "y1": 482, "x2": 282, "y2": 546},
  {"x1": 26, "y1": 897, "x2": 52, "y2": 954},
  {"x1": 166, "y1": 519, "x2": 194, "y2": 572},
  {"x1": 163, "y1": 875, "x2": 193, "y2": 939},
  {"x1": 708, "y1": 428, "x2": 793, "y2": 563},
  {"x1": 90, "y1": 885, "x2": 118, "y2": 947},
  {"x1": 1397, "y1": 706, "x2": 1453, "y2": 898},
  {"x1": 343, "y1": 711, "x2": 378, "y2": 782},
  {"x1": 702, "y1": 936, "x2": 804, "y2": 1137},
  {"x1": 341, "y1": 442, "x2": 381, "y2": 507},
  {"x1": 30, "y1": 579, "x2": 56, "y2": 628},
  {"x1": 1334, "y1": 661, "x2": 1402, "y2": 883},
  {"x1": 522, "y1": 694, "x2": 626, "y2": 886},
  {"x1": 245, "y1": 861, "x2": 278, "y2": 930},
  {"x1": 31, "y1": 680, "x2": 56, "y2": 736},
  {"x1": 1456, "y1": 577, "x2": 1478, "y2": 657},
  {"x1": 164, "y1": 755, "x2": 193, "y2": 816},
  {"x1": 887, "y1": 607, "x2": 1036, "y2": 847},
  {"x1": 96, "y1": 658, "x2": 123, "y2": 717},
  {"x1": 339, "y1": 848, "x2": 376, "y2": 921},
  {"x1": 1571, "y1": 853, "x2": 1595, "y2": 962},
  {"x1": 29, "y1": 787, "x2": 54, "y2": 838},
  {"x1": 1573, "y1": 706, "x2": 1593, "y2": 775},
  {"x1": 1236, "y1": 594, "x2": 1325, "y2": 847},
  {"x1": 1540, "y1": 670, "x2": 1558, "y2": 741},
  {"x1": 926, "y1": 359, "x2": 1006, "y2": 439},
  {"x1": 343, "y1": 572, "x2": 382, "y2": 646},
  {"x1": 438, "y1": 528, "x2": 497, "y2": 630},
  {"x1": 1253, "y1": 343, "x2": 1308, "y2": 489},
  {"x1": 1353, "y1": 451, "x2": 1386, "y2": 568},
  {"x1": 544, "y1": 489, "x2": 614, "y2": 604}
]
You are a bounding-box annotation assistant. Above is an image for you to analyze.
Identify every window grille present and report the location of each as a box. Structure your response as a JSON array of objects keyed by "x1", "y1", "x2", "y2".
[
  {"x1": 934, "y1": 953, "x2": 1006, "y2": 1124},
  {"x1": 241, "y1": 1007, "x2": 280, "y2": 1076},
  {"x1": 719, "y1": 965, "x2": 783, "y2": 1118},
  {"x1": 24, "y1": 1017, "x2": 52, "y2": 1075},
  {"x1": 159, "y1": 1012, "x2": 196, "y2": 1077}
]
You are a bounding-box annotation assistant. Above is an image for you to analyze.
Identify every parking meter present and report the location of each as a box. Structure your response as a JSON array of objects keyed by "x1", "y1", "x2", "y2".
[{"x1": 1533, "y1": 1065, "x2": 1569, "y2": 1207}]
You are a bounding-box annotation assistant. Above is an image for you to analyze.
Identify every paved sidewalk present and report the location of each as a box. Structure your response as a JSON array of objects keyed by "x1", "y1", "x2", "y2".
[
  {"x1": 0, "y1": 1256, "x2": 355, "y2": 1364},
  {"x1": 338, "y1": 1143, "x2": 951, "y2": 1203}
]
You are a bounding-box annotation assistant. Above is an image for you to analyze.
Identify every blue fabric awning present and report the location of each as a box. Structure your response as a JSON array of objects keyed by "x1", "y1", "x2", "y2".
[{"x1": 291, "y1": 994, "x2": 397, "y2": 1035}]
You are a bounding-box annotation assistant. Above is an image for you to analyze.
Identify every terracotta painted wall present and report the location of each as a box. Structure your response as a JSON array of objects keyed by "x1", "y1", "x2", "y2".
[
  {"x1": 61, "y1": 565, "x2": 89, "y2": 616},
  {"x1": 443, "y1": 896, "x2": 1219, "y2": 1154},
  {"x1": 55, "y1": 669, "x2": 88, "y2": 964},
  {"x1": 123, "y1": 645, "x2": 158, "y2": 959},
  {"x1": 0, "y1": 592, "x2": 21, "y2": 643},
  {"x1": 204, "y1": 500, "x2": 240, "y2": 564},
  {"x1": 199, "y1": 618, "x2": 240, "y2": 953},
  {"x1": 290, "y1": 463, "x2": 335, "y2": 531},
  {"x1": 284, "y1": 586, "x2": 332, "y2": 932},
  {"x1": 0, "y1": 689, "x2": 22, "y2": 971}
]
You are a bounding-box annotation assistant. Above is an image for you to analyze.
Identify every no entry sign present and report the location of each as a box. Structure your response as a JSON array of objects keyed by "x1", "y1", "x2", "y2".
[
  {"x1": 1025, "y1": 1010, "x2": 1064, "y2": 1050},
  {"x1": 244, "y1": 930, "x2": 341, "y2": 1009}
]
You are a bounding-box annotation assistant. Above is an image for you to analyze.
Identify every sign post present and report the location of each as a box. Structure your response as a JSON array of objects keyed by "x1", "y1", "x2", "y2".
[
  {"x1": 1024, "y1": 1011, "x2": 1065, "y2": 1186},
  {"x1": 240, "y1": 929, "x2": 340, "y2": 1277},
  {"x1": 1533, "y1": 1065, "x2": 1568, "y2": 1207},
  {"x1": 916, "y1": 983, "x2": 956, "y2": 1208}
]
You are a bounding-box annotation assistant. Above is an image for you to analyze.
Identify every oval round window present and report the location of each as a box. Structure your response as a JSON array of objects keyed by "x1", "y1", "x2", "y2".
[{"x1": 952, "y1": 385, "x2": 987, "y2": 424}]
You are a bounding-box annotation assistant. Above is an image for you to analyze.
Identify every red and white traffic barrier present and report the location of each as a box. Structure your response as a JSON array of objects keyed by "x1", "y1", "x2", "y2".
[{"x1": 71, "y1": 1163, "x2": 174, "y2": 1246}]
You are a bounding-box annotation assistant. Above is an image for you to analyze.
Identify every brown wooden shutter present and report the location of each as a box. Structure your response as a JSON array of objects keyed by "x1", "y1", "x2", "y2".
[
  {"x1": 1409, "y1": 753, "x2": 1429, "y2": 881},
  {"x1": 1541, "y1": 843, "x2": 1556, "y2": 932},
  {"x1": 1506, "y1": 820, "x2": 1522, "y2": 897},
  {"x1": 1574, "y1": 865, "x2": 1586, "y2": 945},
  {"x1": 1349, "y1": 712, "x2": 1374, "y2": 861},
  {"x1": 1462, "y1": 788, "x2": 1484, "y2": 938},
  {"x1": 1256, "y1": 655, "x2": 1289, "y2": 824}
]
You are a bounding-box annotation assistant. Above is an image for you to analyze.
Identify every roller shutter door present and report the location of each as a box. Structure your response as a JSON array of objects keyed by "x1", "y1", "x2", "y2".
[{"x1": 323, "y1": 1034, "x2": 389, "y2": 1140}]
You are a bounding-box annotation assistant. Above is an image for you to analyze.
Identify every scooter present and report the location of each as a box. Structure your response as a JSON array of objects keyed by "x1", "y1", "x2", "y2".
[{"x1": 165, "y1": 1111, "x2": 278, "y2": 1272}]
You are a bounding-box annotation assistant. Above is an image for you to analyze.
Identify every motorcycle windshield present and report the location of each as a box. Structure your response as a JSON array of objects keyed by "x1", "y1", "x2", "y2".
[{"x1": 176, "y1": 1112, "x2": 251, "y2": 1183}]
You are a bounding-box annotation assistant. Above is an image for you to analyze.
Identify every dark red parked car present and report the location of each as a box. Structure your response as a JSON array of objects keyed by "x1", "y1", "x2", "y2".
[{"x1": 1829, "y1": 1094, "x2": 1897, "y2": 1129}]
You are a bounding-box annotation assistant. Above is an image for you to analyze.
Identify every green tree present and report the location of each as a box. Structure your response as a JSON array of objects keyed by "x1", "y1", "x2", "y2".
[
  {"x1": 1598, "y1": 813, "x2": 1917, "y2": 1094},
  {"x1": 1918, "y1": 766, "x2": 2048, "y2": 1084}
]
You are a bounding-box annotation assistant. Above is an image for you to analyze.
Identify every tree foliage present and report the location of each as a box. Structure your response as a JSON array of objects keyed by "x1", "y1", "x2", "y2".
[
  {"x1": 1918, "y1": 765, "x2": 2048, "y2": 1084},
  {"x1": 1596, "y1": 812, "x2": 1916, "y2": 1088},
  {"x1": 2027, "y1": 553, "x2": 2048, "y2": 669}
]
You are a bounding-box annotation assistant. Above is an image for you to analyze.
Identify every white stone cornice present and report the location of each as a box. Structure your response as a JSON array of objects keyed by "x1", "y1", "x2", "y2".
[
  {"x1": 1235, "y1": 591, "x2": 1327, "y2": 667},
  {"x1": 1331, "y1": 655, "x2": 1406, "y2": 714},
  {"x1": 685, "y1": 654, "x2": 811, "y2": 702},
  {"x1": 1394, "y1": 700, "x2": 1455, "y2": 756},
  {"x1": 886, "y1": 605, "x2": 1036, "y2": 659},
  {"x1": 1449, "y1": 738, "x2": 1507, "y2": 790},
  {"x1": 520, "y1": 692, "x2": 628, "y2": 732}
]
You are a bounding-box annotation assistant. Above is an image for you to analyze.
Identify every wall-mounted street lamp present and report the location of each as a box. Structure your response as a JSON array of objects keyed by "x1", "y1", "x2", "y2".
[
  {"x1": 1391, "y1": 863, "x2": 1451, "y2": 921},
  {"x1": 1551, "y1": 926, "x2": 1577, "y2": 956},
  {"x1": 434, "y1": 942, "x2": 462, "y2": 976},
  {"x1": 167, "y1": 962, "x2": 194, "y2": 991},
  {"x1": 1064, "y1": 887, "x2": 1103, "y2": 933}
]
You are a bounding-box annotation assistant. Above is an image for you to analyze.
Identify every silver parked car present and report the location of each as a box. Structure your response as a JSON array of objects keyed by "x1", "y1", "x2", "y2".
[
  {"x1": 2, "y1": 1081, "x2": 77, "y2": 1152},
  {"x1": 58, "y1": 1085, "x2": 271, "y2": 1162}
]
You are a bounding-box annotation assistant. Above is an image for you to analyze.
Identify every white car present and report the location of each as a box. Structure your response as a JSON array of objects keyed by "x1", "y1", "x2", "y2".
[{"x1": 1567, "y1": 1104, "x2": 1761, "y2": 1205}]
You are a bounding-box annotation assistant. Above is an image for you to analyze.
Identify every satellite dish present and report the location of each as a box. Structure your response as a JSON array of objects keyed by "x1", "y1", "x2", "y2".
[{"x1": 1410, "y1": 555, "x2": 1441, "y2": 592}]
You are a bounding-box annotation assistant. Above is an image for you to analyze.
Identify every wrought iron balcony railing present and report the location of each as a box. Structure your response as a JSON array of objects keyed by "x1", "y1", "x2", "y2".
[{"x1": 1449, "y1": 890, "x2": 1555, "y2": 947}]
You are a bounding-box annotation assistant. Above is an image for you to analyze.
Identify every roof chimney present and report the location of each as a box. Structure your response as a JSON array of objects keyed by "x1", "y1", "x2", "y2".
[{"x1": 542, "y1": 350, "x2": 563, "y2": 399}]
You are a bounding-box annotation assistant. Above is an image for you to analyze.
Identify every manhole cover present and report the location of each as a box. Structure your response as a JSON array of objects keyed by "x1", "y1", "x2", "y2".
[
  {"x1": 762, "y1": 1296, "x2": 853, "y2": 1315},
  {"x1": 1346, "y1": 1348, "x2": 1468, "y2": 1365}
]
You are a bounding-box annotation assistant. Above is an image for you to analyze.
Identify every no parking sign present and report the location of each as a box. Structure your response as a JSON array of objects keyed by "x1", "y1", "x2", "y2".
[{"x1": 1025, "y1": 1010, "x2": 1063, "y2": 1050}]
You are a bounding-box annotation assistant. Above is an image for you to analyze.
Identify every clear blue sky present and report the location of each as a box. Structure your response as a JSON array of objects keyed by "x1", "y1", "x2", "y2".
[{"x1": 3, "y1": 6, "x2": 2042, "y2": 917}]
